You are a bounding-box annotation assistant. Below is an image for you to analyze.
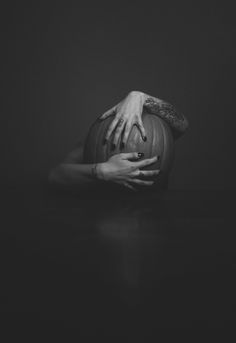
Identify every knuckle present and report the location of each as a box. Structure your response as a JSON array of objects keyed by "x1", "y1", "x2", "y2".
[
  {"x1": 132, "y1": 170, "x2": 139, "y2": 177},
  {"x1": 107, "y1": 127, "x2": 113, "y2": 135},
  {"x1": 112, "y1": 120, "x2": 118, "y2": 128},
  {"x1": 109, "y1": 123, "x2": 117, "y2": 132},
  {"x1": 125, "y1": 124, "x2": 131, "y2": 133},
  {"x1": 124, "y1": 130, "x2": 131, "y2": 140},
  {"x1": 144, "y1": 181, "x2": 152, "y2": 186},
  {"x1": 118, "y1": 124, "x2": 124, "y2": 132},
  {"x1": 114, "y1": 133, "x2": 119, "y2": 141},
  {"x1": 117, "y1": 121, "x2": 124, "y2": 128},
  {"x1": 127, "y1": 119, "x2": 132, "y2": 126},
  {"x1": 130, "y1": 165, "x2": 136, "y2": 172},
  {"x1": 137, "y1": 119, "x2": 143, "y2": 126}
]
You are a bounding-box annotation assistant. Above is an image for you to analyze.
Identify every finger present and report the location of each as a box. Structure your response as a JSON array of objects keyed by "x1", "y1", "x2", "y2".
[
  {"x1": 135, "y1": 119, "x2": 147, "y2": 141},
  {"x1": 134, "y1": 155, "x2": 158, "y2": 168},
  {"x1": 113, "y1": 119, "x2": 126, "y2": 147},
  {"x1": 121, "y1": 152, "x2": 143, "y2": 160},
  {"x1": 99, "y1": 106, "x2": 116, "y2": 120},
  {"x1": 129, "y1": 179, "x2": 154, "y2": 186},
  {"x1": 124, "y1": 182, "x2": 137, "y2": 191},
  {"x1": 131, "y1": 169, "x2": 160, "y2": 178},
  {"x1": 104, "y1": 116, "x2": 121, "y2": 142},
  {"x1": 121, "y1": 121, "x2": 133, "y2": 146}
]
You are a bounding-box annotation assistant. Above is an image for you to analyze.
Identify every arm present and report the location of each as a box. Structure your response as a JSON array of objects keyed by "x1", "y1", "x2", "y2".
[
  {"x1": 48, "y1": 141, "x2": 160, "y2": 191},
  {"x1": 143, "y1": 93, "x2": 189, "y2": 139},
  {"x1": 48, "y1": 141, "x2": 99, "y2": 189}
]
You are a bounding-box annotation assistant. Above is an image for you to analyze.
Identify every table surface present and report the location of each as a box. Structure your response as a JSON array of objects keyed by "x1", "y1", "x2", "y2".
[{"x1": 1, "y1": 184, "x2": 236, "y2": 336}]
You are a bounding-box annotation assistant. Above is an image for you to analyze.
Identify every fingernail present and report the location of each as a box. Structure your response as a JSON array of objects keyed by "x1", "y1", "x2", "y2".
[
  {"x1": 138, "y1": 152, "x2": 144, "y2": 158},
  {"x1": 103, "y1": 138, "x2": 107, "y2": 145},
  {"x1": 111, "y1": 143, "x2": 116, "y2": 150},
  {"x1": 120, "y1": 142, "x2": 125, "y2": 149},
  {"x1": 143, "y1": 136, "x2": 147, "y2": 142}
]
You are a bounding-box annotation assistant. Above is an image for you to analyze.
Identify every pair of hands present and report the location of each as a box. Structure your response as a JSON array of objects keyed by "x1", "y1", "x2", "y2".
[{"x1": 97, "y1": 91, "x2": 160, "y2": 191}]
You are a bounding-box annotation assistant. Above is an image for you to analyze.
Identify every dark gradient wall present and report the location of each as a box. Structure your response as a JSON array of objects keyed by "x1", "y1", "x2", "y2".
[{"x1": 2, "y1": 2, "x2": 236, "y2": 189}]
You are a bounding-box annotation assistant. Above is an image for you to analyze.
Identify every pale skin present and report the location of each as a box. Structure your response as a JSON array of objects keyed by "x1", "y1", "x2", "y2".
[
  {"x1": 99, "y1": 90, "x2": 189, "y2": 145},
  {"x1": 48, "y1": 91, "x2": 188, "y2": 191},
  {"x1": 49, "y1": 147, "x2": 160, "y2": 192}
]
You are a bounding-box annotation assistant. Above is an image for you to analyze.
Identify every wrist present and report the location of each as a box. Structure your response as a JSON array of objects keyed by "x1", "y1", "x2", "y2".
[
  {"x1": 128, "y1": 91, "x2": 146, "y2": 109},
  {"x1": 95, "y1": 163, "x2": 108, "y2": 181},
  {"x1": 129, "y1": 90, "x2": 145, "y2": 99}
]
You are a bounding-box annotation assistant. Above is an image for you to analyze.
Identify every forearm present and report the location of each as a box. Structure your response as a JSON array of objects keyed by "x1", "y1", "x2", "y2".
[
  {"x1": 140, "y1": 92, "x2": 189, "y2": 138},
  {"x1": 48, "y1": 163, "x2": 103, "y2": 190}
]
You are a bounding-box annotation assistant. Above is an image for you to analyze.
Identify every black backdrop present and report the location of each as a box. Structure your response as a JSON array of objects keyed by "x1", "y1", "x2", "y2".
[{"x1": 2, "y1": 1, "x2": 236, "y2": 189}]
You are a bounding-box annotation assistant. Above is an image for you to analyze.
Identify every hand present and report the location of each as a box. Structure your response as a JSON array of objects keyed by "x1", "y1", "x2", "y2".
[
  {"x1": 99, "y1": 91, "x2": 147, "y2": 149},
  {"x1": 97, "y1": 152, "x2": 160, "y2": 191}
]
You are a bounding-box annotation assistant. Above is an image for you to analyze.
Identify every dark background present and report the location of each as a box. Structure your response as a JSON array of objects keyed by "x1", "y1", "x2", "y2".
[
  {"x1": 1, "y1": 2, "x2": 236, "y2": 337},
  {"x1": 2, "y1": 1, "x2": 236, "y2": 189}
]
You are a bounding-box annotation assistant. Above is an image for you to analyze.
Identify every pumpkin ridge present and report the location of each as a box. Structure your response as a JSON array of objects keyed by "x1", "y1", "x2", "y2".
[
  {"x1": 94, "y1": 121, "x2": 100, "y2": 163},
  {"x1": 158, "y1": 118, "x2": 166, "y2": 171},
  {"x1": 150, "y1": 114, "x2": 155, "y2": 160}
]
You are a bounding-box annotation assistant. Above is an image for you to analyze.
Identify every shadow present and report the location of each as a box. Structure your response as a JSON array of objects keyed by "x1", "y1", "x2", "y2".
[
  {"x1": 93, "y1": 193, "x2": 169, "y2": 309},
  {"x1": 3, "y1": 182, "x2": 236, "y2": 334}
]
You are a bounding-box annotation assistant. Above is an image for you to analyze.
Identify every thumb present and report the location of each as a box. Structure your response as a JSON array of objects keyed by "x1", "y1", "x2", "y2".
[{"x1": 98, "y1": 106, "x2": 116, "y2": 120}]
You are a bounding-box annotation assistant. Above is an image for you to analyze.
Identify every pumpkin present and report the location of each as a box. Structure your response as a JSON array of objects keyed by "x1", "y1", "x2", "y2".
[{"x1": 83, "y1": 111, "x2": 175, "y2": 190}]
